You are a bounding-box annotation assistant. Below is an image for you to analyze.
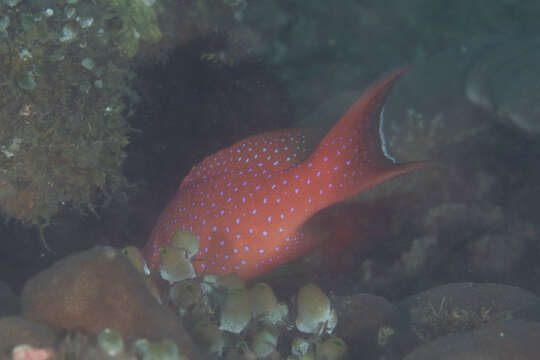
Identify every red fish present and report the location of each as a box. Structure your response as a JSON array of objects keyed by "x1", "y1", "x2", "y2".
[{"x1": 143, "y1": 67, "x2": 423, "y2": 279}]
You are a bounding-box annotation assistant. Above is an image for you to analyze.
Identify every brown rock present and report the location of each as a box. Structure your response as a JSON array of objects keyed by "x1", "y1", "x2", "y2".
[
  {"x1": 334, "y1": 293, "x2": 400, "y2": 342},
  {"x1": 333, "y1": 293, "x2": 410, "y2": 359},
  {"x1": 21, "y1": 246, "x2": 202, "y2": 360}
]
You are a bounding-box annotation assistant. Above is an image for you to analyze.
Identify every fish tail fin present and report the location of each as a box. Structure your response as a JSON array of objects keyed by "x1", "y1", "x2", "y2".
[{"x1": 302, "y1": 67, "x2": 424, "y2": 208}]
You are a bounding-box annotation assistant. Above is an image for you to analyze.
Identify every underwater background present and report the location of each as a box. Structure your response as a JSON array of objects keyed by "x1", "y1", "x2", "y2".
[{"x1": 1, "y1": 0, "x2": 540, "y2": 359}]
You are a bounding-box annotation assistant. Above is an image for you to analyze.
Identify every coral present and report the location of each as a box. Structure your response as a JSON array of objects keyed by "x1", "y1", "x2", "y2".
[
  {"x1": 191, "y1": 320, "x2": 225, "y2": 357},
  {"x1": 97, "y1": 328, "x2": 125, "y2": 357},
  {"x1": 251, "y1": 329, "x2": 278, "y2": 358},
  {"x1": 250, "y1": 282, "x2": 288, "y2": 324},
  {"x1": 377, "y1": 326, "x2": 396, "y2": 346},
  {"x1": 295, "y1": 284, "x2": 335, "y2": 334},
  {"x1": 250, "y1": 283, "x2": 278, "y2": 315},
  {"x1": 291, "y1": 337, "x2": 311, "y2": 358},
  {"x1": 55, "y1": 330, "x2": 200, "y2": 360},
  {"x1": 219, "y1": 288, "x2": 252, "y2": 334},
  {"x1": 316, "y1": 336, "x2": 347, "y2": 360},
  {"x1": 159, "y1": 229, "x2": 200, "y2": 284},
  {"x1": 134, "y1": 339, "x2": 181, "y2": 360},
  {"x1": 20, "y1": 246, "x2": 203, "y2": 360},
  {"x1": 216, "y1": 273, "x2": 246, "y2": 291},
  {"x1": 12, "y1": 345, "x2": 55, "y2": 360},
  {"x1": 160, "y1": 245, "x2": 196, "y2": 283},
  {"x1": 170, "y1": 229, "x2": 200, "y2": 259},
  {"x1": 169, "y1": 280, "x2": 202, "y2": 316}
]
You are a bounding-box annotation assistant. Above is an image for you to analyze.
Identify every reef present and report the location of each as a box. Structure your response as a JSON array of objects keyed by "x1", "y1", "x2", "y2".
[
  {"x1": 0, "y1": 0, "x2": 282, "y2": 229},
  {"x1": 1, "y1": 241, "x2": 539, "y2": 359}
]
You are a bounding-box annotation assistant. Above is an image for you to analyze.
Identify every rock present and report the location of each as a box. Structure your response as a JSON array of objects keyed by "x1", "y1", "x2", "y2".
[
  {"x1": 383, "y1": 37, "x2": 540, "y2": 163},
  {"x1": 21, "y1": 246, "x2": 202, "y2": 360},
  {"x1": 333, "y1": 293, "x2": 407, "y2": 359},
  {"x1": 122, "y1": 246, "x2": 161, "y2": 303},
  {"x1": 399, "y1": 282, "x2": 539, "y2": 343},
  {"x1": 404, "y1": 320, "x2": 540, "y2": 359},
  {"x1": 0, "y1": 281, "x2": 20, "y2": 316},
  {"x1": 334, "y1": 293, "x2": 400, "y2": 341},
  {"x1": 463, "y1": 37, "x2": 540, "y2": 135}
]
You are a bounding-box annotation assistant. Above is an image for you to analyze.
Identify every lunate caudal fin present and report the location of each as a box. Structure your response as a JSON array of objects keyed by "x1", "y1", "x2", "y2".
[{"x1": 290, "y1": 66, "x2": 424, "y2": 214}]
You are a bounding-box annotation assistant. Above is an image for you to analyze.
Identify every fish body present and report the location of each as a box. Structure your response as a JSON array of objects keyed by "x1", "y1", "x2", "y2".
[{"x1": 143, "y1": 67, "x2": 423, "y2": 279}]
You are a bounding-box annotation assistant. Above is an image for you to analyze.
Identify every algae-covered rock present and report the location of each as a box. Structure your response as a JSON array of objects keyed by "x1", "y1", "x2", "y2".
[
  {"x1": 0, "y1": 0, "x2": 172, "y2": 226},
  {"x1": 0, "y1": 0, "x2": 137, "y2": 225},
  {"x1": 96, "y1": 0, "x2": 163, "y2": 58},
  {"x1": 399, "y1": 282, "x2": 539, "y2": 343}
]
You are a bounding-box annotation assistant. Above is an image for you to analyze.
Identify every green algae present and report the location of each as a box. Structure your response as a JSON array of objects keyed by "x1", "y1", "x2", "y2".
[
  {"x1": 97, "y1": 0, "x2": 163, "y2": 58},
  {"x1": 0, "y1": 0, "x2": 140, "y2": 226}
]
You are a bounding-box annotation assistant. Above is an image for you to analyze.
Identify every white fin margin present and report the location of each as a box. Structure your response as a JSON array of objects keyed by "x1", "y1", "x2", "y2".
[{"x1": 379, "y1": 106, "x2": 396, "y2": 163}]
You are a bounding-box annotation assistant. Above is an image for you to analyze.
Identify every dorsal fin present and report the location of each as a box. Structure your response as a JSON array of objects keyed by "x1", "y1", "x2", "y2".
[{"x1": 181, "y1": 129, "x2": 317, "y2": 187}]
